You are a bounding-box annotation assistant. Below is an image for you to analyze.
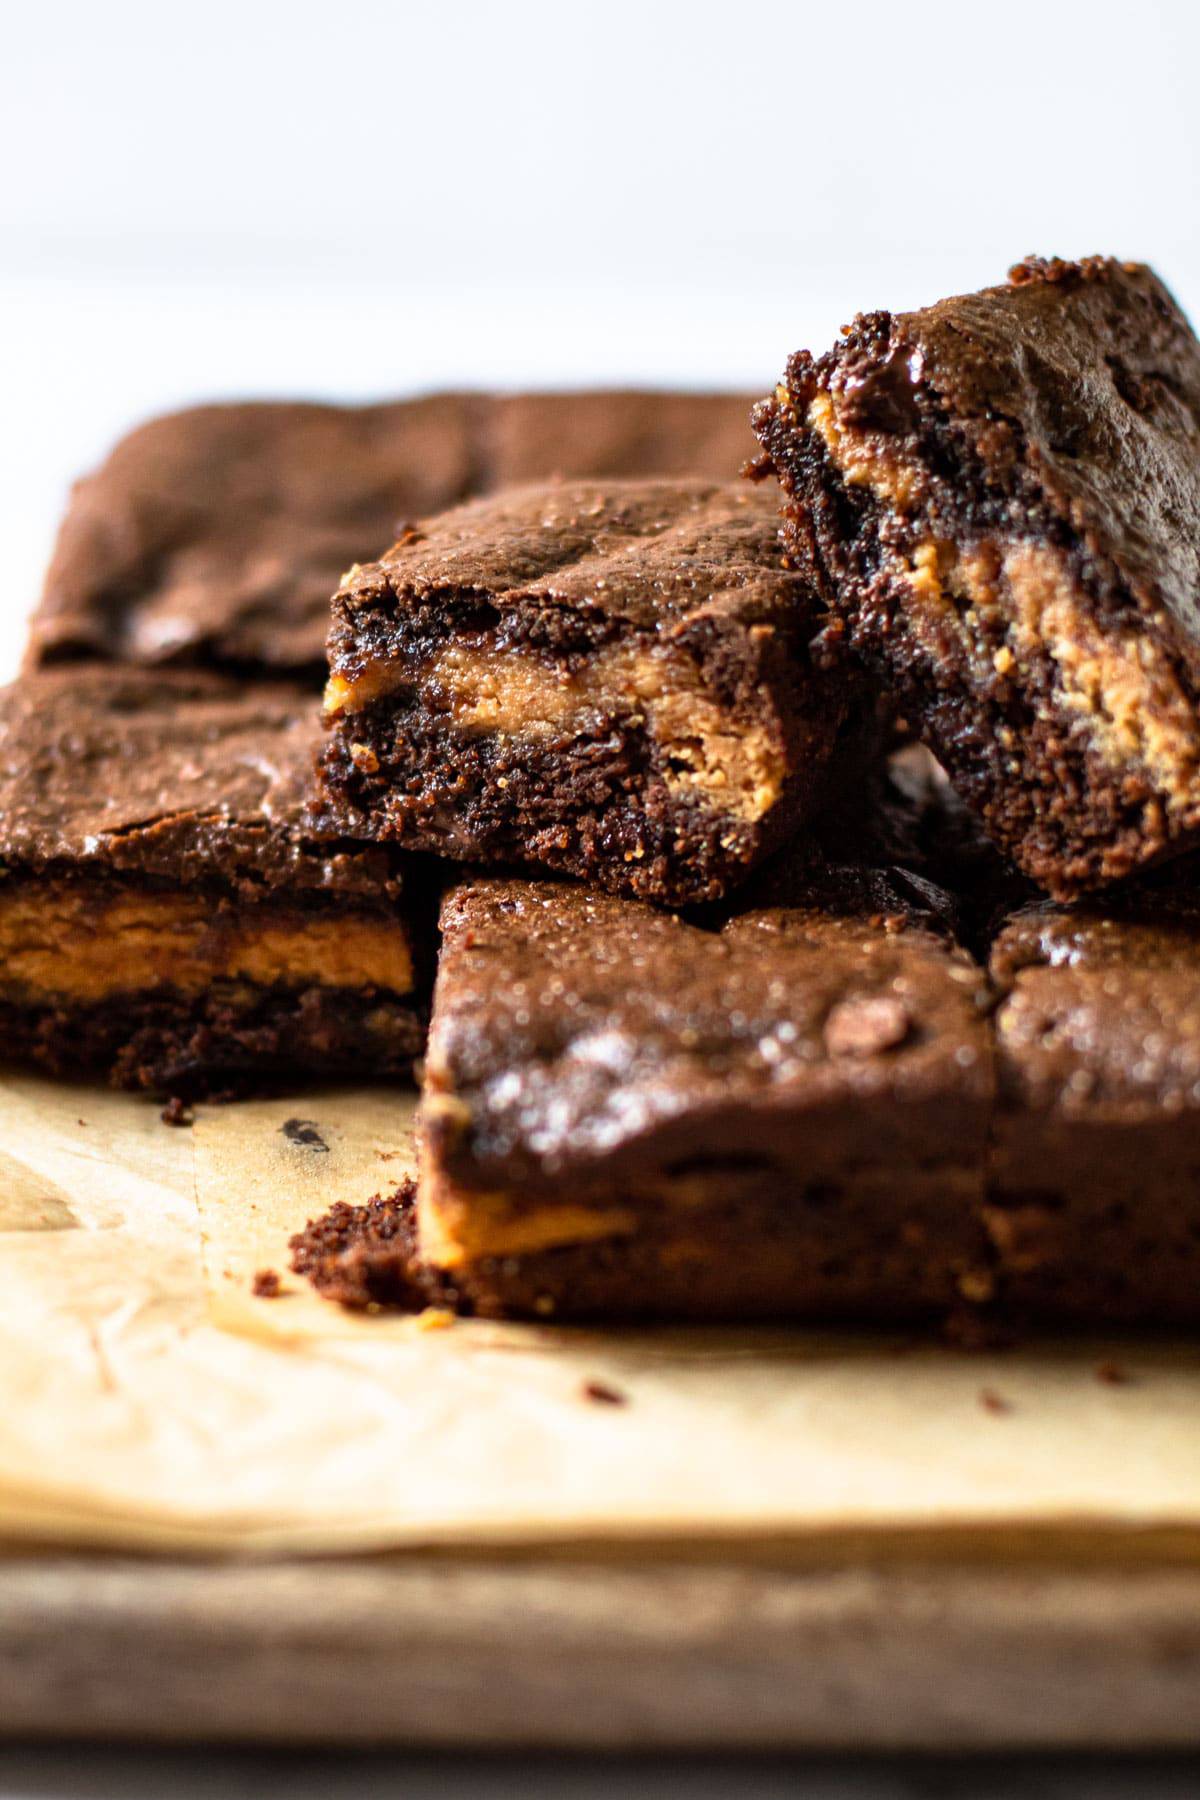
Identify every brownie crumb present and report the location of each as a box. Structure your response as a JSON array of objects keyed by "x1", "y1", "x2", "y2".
[
  {"x1": 978, "y1": 1386, "x2": 1013, "y2": 1415},
  {"x1": 282, "y1": 1117, "x2": 329, "y2": 1152},
  {"x1": 289, "y1": 1176, "x2": 462, "y2": 1314},
  {"x1": 582, "y1": 1380, "x2": 628, "y2": 1407},
  {"x1": 1095, "y1": 1360, "x2": 1132, "y2": 1386},
  {"x1": 414, "y1": 1306, "x2": 456, "y2": 1332},
  {"x1": 252, "y1": 1268, "x2": 283, "y2": 1298},
  {"x1": 160, "y1": 1095, "x2": 194, "y2": 1128}
]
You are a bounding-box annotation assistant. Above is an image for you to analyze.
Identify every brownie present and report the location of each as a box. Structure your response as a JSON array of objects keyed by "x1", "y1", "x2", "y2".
[
  {"x1": 27, "y1": 391, "x2": 759, "y2": 680},
  {"x1": 27, "y1": 397, "x2": 481, "y2": 678},
  {"x1": 0, "y1": 667, "x2": 426, "y2": 1097},
  {"x1": 987, "y1": 893, "x2": 1200, "y2": 1325},
  {"x1": 754, "y1": 257, "x2": 1200, "y2": 898},
  {"x1": 411, "y1": 855, "x2": 995, "y2": 1322},
  {"x1": 485, "y1": 389, "x2": 760, "y2": 486},
  {"x1": 317, "y1": 478, "x2": 846, "y2": 907}
]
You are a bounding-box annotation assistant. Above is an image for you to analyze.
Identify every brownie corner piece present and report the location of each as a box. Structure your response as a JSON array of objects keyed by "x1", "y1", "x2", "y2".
[
  {"x1": 318, "y1": 478, "x2": 845, "y2": 906},
  {"x1": 755, "y1": 256, "x2": 1200, "y2": 898}
]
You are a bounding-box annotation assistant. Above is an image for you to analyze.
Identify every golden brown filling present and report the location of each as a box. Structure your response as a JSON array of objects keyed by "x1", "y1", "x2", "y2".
[
  {"x1": 418, "y1": 1161, "x2": 636, "y2": 1269},
  {"x1": 807, "y1": 390, "x2": 923, "y2": 509},
  {"x1": 417, "y1": 1146, "x2": 984, "y2": 1273},
  {"x1": 814, "y1": 394, "x2": 1200, "y2": 808},
  {"x1": 0, "y1": 885, "x2": 413, "y2": 1004},
  {"x1": 326, "y1": 641, "x2": 784, "y2": 824}
]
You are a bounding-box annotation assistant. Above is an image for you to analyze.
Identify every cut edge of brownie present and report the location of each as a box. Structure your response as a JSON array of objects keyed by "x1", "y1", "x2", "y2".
[
  {"x1": 0, "y1": 980, "x2": 426, "y2": 1102},
  {"x1": 317, "y1": 481, "x2": 846, "y2": 906},
  {"x1": 753, "y1": 256, "x2": 1200, "y2": 899},
  {"x1": 982, "y1": 893, "x2": 1200, "y2": 1326}
]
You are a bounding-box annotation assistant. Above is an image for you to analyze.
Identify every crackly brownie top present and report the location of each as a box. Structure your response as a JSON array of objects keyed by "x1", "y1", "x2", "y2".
[
  {"x1": 795, "y1": 257, "x2": 1200, "y2": 639},
  {"x1": 330, "y1": 479, "x2": 805, "y2": 665},
  {"x1": 0, "y1": 667, "x2": 391, "y2": 893},
  {"x1": 486, "y1": 390, "x2": 759, "y2": 486},
  {"x1": 990, "y1": 893, "x2": 1200, "y2": 1114},
  {"x1": 28, "y1": 396, "x2": 480, "y2": 674},
  {"x1": 425, "y1": 861, "x2": 991, "y2": 1189}
]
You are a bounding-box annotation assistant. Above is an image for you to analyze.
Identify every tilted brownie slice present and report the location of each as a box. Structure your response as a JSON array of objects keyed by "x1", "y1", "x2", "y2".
[
  {"x1": 754, "y1": 257, "x2": 1200, "y2": 899},
  {"x1": 987, "y1": 892, "x2": 1200, "y2": 1325},
  {"x1": 318, "y1": 479, "x2": 845, "y2": 906},
  {"x1": 413, "y1": 856, "x2": 995, "y2": 1322},
  {"x1": 0, "y1": 668, "x2": 427, "y2": 1097}
]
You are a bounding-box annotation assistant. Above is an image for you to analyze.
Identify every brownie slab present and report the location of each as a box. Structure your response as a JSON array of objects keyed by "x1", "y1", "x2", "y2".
[
  {"x1": 486, "y1": 389, "x2": 760, "y2": 486},
  {"x1": 28, "y1": 391, "x2": 760, "y2": 680},
  {"x1": 413, "y1": 858, "x2": 995, "y2": 1322},
  {"x1": 0, "y1": 668, "x2": 425, "y2": 1096},
  {"x1": 27, "y1": 397, "x2": 480, "y2": 678},
  {"x1": 754, "y1": 257, "x2": 1200, "y2": 898},
  {"x1": 318, "y1": 478, "x2": 843, "y2": 906},
  {"x1": 987, "y1": 894, "x2": 1200, "y2": 1325}
]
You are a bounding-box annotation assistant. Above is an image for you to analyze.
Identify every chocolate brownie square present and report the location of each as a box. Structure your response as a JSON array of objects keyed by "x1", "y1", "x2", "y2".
[
  {"x1": 754, "y1": 258, "x2": 1200, "y2": 898},
  {"x1": 318, "y1": 478, "x2": 845, "y2": 906},
  {"x1": 414, "y1": 853, "x2": 994, "y2": 1322}
]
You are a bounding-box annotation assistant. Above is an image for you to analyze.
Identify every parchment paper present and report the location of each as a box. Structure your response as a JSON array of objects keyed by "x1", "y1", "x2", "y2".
[{"x1": 1, "y1": 1072, "x2": 1198, "y2": 1557}]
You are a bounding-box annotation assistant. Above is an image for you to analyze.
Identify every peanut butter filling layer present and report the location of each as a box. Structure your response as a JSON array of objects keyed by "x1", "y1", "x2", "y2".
[
  {"x1": 807, "y1": 390, "x2": 924, "y2": 510},
  {"x1": 326, "y1": 640, "x2": 785, "y2": 825},
  {"x1": 418, "y1": 1160, "x2": 636, "y2": 1270},
  {"x1": 0, "y1": 885, "x2": 413, "y2": 1004},
  {"x1": 814, "y1": 395, "x2": 1200, "y2": 810},
  {"x1": 418, "y1": 1154, "x2": 983, "y2": 1272}
]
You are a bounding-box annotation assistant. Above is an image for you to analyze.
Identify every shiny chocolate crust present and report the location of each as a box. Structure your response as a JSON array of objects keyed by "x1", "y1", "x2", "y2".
[
  {"x1": 317, "y1": 478, "x2": 845, "y2": 907},
  {"x1": 754, "y1": 257, "x2": 1200, "y2": 898},
  {"x1": 28, "y1": 391, "x2": 759, "y2": 678},
  {"x1": 0, "y1": 665, "x2": 394, "y2": 894},
  {"x1": 417, "y1": 858, "x2": 995, "y2": 1322}
]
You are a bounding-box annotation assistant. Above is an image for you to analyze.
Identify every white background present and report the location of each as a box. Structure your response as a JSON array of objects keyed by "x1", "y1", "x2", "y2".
[{"x1": 2, "y1": 0, "x2": 1198, "y2": 682}]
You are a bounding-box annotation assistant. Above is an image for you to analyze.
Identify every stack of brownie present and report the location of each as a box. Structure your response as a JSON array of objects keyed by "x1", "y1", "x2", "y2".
[{"x1": 11, "y1": 255, "x2": 1200, "y2": 1329}]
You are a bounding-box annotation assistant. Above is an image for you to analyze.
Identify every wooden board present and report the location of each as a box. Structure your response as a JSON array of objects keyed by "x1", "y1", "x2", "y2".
[
  {"x1": 4, "y1": 1073, "x2": 1200, "y2": 1749},
  {"x1": 4, "y1": 1553, "x2": 1200, "y2": 1749}
]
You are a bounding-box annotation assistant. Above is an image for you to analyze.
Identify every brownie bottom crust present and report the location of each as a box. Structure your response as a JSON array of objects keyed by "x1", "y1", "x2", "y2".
[{"x1": 0, "y1": 983, "x2": 424, "y2": 1100}]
